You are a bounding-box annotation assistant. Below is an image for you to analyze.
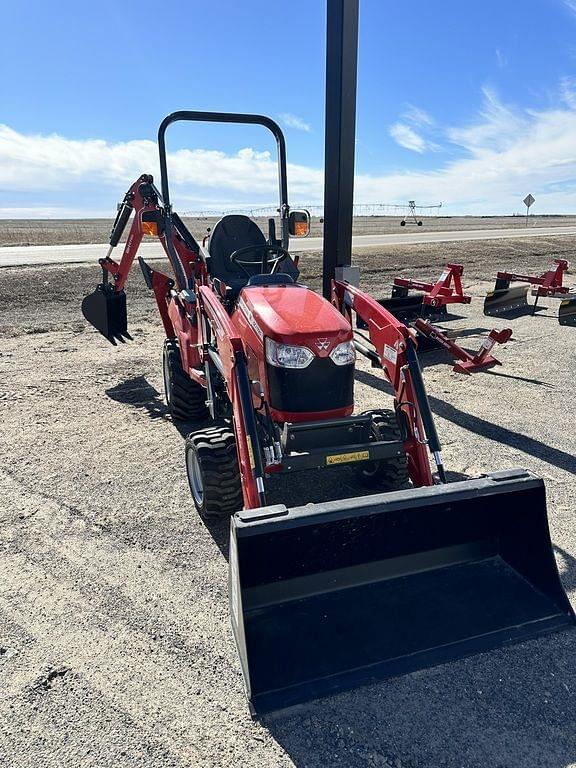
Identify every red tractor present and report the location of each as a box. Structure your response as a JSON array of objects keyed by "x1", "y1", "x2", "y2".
[{"x1": 82, "y1": 111, "x2": 573, "y2": 714}]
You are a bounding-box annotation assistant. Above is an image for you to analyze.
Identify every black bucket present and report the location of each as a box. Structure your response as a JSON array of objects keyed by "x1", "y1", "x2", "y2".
[
  {"x1": 230, "y1": 469, "x2": 574, "y2": 714},
  {"x1": 356, "y1": 296, "x2": 445, "y2": 331},
  {"x1": 81, "y1": 284, "x2": 130, "y2": 344},
  {"x1": 559, "y1": 296, "x2": 576, "y2": 327}
]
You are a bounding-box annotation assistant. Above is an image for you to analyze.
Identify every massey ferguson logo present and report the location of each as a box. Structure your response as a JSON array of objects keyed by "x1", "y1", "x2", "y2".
[{"x1": 316, "y1": 338, "x2": 330, "y2": 351}]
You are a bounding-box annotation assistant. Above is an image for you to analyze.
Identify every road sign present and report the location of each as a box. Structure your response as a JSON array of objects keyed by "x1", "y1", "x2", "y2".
[
  {"x1": 523, "y1": 194, "x2": 535, "y2": 227},
  {"x1": 523, "y1": 194, "x2": 535, "y2": 208}
]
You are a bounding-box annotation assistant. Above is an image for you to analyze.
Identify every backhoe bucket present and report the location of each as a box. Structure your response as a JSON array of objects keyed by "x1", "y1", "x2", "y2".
[
  {"x1": 230, "y1": 470, "x2": 574, "y2": 714},
  {"x1": 81, "y1": 284, "x2": 130, "y2": 344},
  {"x1": 484, "y1": 284, "x2": 530, "y2": 318},
  {"x1": 559, "y1": 296, "x2": 576, "y2": 326}
]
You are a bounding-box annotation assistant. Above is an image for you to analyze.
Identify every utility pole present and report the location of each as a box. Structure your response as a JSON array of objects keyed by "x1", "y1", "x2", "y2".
[{"x1": 322, "y1": 0, "x2": 360, "y2": 298}]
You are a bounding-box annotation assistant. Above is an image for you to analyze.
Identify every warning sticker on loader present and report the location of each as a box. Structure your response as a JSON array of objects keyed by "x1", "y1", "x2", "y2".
[
  {"x1": 326, "y1": 450, "x2": 370, "y2": 466},
  {"x1": 246, "y1": 436, "x2": 255, "y2": 469},
  {"x1": 383, "y1": 344, "x2": 398, "y2": 364}
]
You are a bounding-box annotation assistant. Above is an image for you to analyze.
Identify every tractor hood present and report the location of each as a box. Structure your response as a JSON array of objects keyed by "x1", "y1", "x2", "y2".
[{"x1": 238, "y1": 284, "x2": 351, "y2": 353}]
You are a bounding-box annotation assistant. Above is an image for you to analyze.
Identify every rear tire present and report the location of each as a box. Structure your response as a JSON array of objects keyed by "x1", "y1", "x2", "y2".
[
  {"x1": 185, "y1": 424, "x2": 243, "y2": 518},
  {"x1": 163, "y1": 338, "x2": 208, "y2": 422},
  {"x1": 355, "y1": 409, "x2": 410, "y2": 491}
]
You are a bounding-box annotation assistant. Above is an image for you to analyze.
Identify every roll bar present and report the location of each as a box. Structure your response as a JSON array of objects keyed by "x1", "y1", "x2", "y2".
[
  {"x1": 157, "y1": 111, "x2": 290, "y2": 246},
  {"x1": 157, "y1": 111, "x2": 291, "y2": 284}
]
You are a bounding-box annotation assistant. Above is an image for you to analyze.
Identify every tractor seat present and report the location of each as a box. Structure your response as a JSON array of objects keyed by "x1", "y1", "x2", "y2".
[
  {"x1": 207, "y1": 214, "x2": 300, "y2": 297},
  {"x1": 207, "y1": 214, "x2": 267, "y2": 294}
]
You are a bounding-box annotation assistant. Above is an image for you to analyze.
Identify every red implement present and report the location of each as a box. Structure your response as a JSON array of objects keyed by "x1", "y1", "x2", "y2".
[
  {"x1": 414, "y1": 319, "x2": 513, "y2": 374},
  {"x1": 484, "y1": 259, "x2": 576, "y2": 323},
  {"x1": 393, "y1": 263, "x2": 472, "y2": 308}
]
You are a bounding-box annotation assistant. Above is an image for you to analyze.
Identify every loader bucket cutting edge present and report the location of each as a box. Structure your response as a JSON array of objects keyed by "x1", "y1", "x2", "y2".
[
  {"x1": 484, "y1": 285, "x2": 530, "y2": 318},
  {"x1": 559, "y1": 296, "x2": 576, "y2": 326},
  {"x1": 81, "y1": 285, "x2": 129, "y2": 343},
  {"x1": 230, "y1": 470, "x2": 575, "y2": 714}
]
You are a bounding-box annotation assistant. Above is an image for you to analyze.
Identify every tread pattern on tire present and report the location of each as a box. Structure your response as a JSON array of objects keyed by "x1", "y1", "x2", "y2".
[
  {"x1": 186, "y1": 425, "x2": 243, "y2": 518},
  {"x1": 356, "y1": 409, "x2": 410, "y2": 491},
  {"x1": 164, "y1": 338, "x2": 208, "y2": 422}
]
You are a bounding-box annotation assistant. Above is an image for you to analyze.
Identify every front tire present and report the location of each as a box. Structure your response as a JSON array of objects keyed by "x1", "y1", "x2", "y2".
[
  {"x1": 163, "y1": 338, "x2": 208, "y2": 422},
  {"x1": 355, "y1": 409, "x2": 410, "y2": 491},
  {"x1": 185, "y1": 425, "x2": 243, "y2": 518}
]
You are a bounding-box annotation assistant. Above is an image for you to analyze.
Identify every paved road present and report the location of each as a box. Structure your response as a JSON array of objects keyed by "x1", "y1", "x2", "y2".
[{"x1": 2, "y1": 225, "x2": 576, "y2": 267}]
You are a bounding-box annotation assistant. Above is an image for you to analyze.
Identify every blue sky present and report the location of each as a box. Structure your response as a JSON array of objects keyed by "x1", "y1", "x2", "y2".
[{"x1": 2, "y1": 0, "x2": 576, "y2": 217}]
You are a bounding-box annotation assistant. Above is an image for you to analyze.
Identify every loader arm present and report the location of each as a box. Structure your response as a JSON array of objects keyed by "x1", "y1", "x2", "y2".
[
  {"x1": 197, "y1": 286, "x2": 266, "y2": 509},
  {"x1": 332, "y1": 280, "x2": 441, "y2": 486}
]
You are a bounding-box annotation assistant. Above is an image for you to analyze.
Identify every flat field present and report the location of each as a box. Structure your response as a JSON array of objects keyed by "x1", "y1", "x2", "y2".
[
  {"x1": 3, "y1": 214, "x2": 576, "y2": 246},
  {"x1": 1, "y1": 234, "x2": 575, "y2": 768}
]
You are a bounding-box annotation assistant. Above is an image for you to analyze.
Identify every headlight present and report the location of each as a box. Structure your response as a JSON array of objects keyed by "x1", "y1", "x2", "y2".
[
  {"x1": 329, "y1": 340, "x2": 356, "y2": 366},
  {"x1": 265, "y1": 338, "x2": 314, "y2": 369}
]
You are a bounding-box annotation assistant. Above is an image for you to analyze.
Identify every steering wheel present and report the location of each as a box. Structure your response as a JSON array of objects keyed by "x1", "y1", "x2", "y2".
[{"x1": 229, "y1": 244, "x2": 290, "y2": 278}]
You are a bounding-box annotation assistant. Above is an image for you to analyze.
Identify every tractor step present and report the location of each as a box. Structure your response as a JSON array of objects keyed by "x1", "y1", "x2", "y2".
[{"x1": 230, "y1": 469, "x2": 575, "y2": 714}]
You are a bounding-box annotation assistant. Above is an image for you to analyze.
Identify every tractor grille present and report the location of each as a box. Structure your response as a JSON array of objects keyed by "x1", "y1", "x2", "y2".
[{"x1": 267, "y1": 358, "x2": 354, "y2": 413}]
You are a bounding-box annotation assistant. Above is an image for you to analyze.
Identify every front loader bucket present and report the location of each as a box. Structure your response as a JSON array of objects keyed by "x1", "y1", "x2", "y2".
[
  {"x1": 230, "y1": 470, "x2": 574, "y2": 714},
  {"x1": 484, "y1": 284, "x2": 530, "y2": 318},
  {"x1": 81, "y1": 284, "x2": 130, "y2": 344},
  {"x1": 559, "y1": 296, "x2": 576, "y2": 326}
]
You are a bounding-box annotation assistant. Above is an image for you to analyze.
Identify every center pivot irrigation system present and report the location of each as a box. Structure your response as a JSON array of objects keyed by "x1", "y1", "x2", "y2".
[{"x1": 81, "y1": 0, "x2": 574, "y2": 715}]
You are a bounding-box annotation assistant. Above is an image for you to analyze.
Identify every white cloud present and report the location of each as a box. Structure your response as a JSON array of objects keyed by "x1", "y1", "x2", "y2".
[
  {"x1": 402, "y1": 105, "x2": 434, "y2": 127},
  {"x1": 279, "y1": 113, "x2": 311, "y2": 132},
  {"x1": 560, "y1": 76, "x2": 576, "y2": 109},
  {"x1": 0, "y1": 125, "x2": 322, "y2": 203},
  {"x1": 446, "y1": 87, "x2": 528, "y2": 153},
  {"x1": 389, "y1": 123, "x2": 430, "y2": 153},
  {"x1": 495, "y1": 48, "x2": 508, "y2": 69},
  {"x1": 390, "y1": 105, "x2": 437, "y2": 153},
  {"x1": 6, "y1": 84, "x2": 576, "y2": 216},
  {"x1": 565, "y1": 0, "x2": 576, "y2": 14}
]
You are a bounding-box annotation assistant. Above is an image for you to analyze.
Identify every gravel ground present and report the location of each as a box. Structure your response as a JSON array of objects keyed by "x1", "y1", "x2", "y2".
[{"x1": 0, "y1": 236, "x2": 575, "y2": 767}]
